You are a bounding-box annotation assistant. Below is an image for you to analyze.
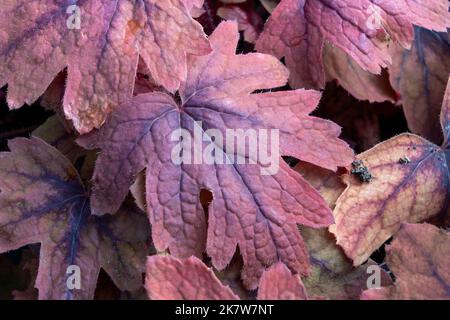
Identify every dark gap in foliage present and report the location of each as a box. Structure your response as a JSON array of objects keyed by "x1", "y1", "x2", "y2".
[
  {"x1": 251, "y1": 83, "x2": 291, "y2": 95},
  {"x1": 200, "y1": 188, "x2": 213, "y2": 254},
  {"x1": 370, "y1": 238, "x2": 396, "y2": 281},
  {"x1": 200, "y1": 188, "x2": 213, "y2": 212},
  {"x1": 316, "y1": 82, "x2": 409, "y2": 154},
  {"x1": 283, "y1": 156, "x2": 300, "y2": 167},
  {"x1": 94, "y1": 268, "x2": 121, "y2": 300},
  {"x1": 370, "y1": 242, "x2": 388, "y2": 264},
  {"x1": 0, "y1": 86, "x2": 53, "y2": 151},
  {"x1": 0, "y1": 245, "x2": 39, "y2": 300},
  {"x1": 197, "y1": 0, "x2": 221, "y2": 36},
  {"x1": 74, "y1": 155, "x2": 87, "y2": 174}
]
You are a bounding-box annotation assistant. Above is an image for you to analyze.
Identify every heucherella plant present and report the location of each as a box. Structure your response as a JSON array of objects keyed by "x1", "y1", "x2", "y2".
[{"x1": 0, "y1": 0, "x2": 448, "y2": 301}]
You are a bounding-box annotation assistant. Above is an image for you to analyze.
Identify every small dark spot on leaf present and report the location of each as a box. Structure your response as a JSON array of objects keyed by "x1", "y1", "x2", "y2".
[
  {"x1": 398, "y1": 156, "x2": 410, "y2": 164},
  {"x1": 351, "y1": 159, "x2": 373, "y2": 183}
]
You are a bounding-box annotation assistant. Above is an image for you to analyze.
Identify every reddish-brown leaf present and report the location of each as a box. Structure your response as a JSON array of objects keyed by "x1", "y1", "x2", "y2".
[
  {"x1": 0, "y1": 0, "x2": 210, "y2": 133},
  {"x1": 257, "y1": 262, "x2": 308, "y2": 300},
  {"x1": 362, "y1": 223, "x2": 450, "y2": 300},
  {"x1": 256, "y1": 0, "x2": 449, "y2": 89},
  {"x1": 146, "y1": 255, "x2": 307, "y2": 300},
  {"x1": 79, "y1": 21, "x2": 353, "y2": 289},
  {"x1": 146, "y1": 255, "x2": 239, "y2": 300},
  {"x1": 389, "y1": 27, "x2": 450, "y2": 144}
]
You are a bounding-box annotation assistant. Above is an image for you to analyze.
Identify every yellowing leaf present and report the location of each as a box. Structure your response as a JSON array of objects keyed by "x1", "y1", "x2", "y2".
[{"x1": 331, "y1": 78, "x2": 450, "y2": 265}]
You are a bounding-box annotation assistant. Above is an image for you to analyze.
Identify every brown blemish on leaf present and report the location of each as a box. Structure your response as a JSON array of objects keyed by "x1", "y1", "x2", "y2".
[
  {"x1": 126, "y1": 20, "x2": 143, "y2": 39},
  {"x1": 66, "y1": 166, "x2": 79, "y2": 181}
]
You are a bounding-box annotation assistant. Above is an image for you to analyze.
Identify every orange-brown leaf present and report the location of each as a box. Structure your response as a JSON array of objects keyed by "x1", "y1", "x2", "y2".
[
  {"x1": 332, "y1": 134, "x2": 449, "y2": 265},
  {"x1": 332, "y1": 78, "x2": 450, "y2": 265}
]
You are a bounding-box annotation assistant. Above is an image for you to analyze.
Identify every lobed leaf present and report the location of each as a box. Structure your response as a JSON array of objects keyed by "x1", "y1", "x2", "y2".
[
  {"x1": 0, "y1": 0, "x2": 210, "y2": 133},
  {"x1": 331, "y1": 78, "x2": 450, "y2": 265},
  {"x1": 323, "y1": 44, "x2": 397, "y2": 103},
  {"x1": 257, "y1": 262, "x2": 308, "y2": 300},
  {"x1": 0, "y1": 137, "x2": 150, "y2": 299},
  {"x1": 146, "y1": 255, "x2": 307, "y2": 300},
  {"x1": 146, "y1": 255, "x2": 239, "y2": 300},
  {"x1": 362, "y1": 223, "x2": 450, "y2": 300},
  {"x1": 389, "y1": 27, "x2": 450, "y2": 144},
  {"x1": 79, "y1": 21, "x2": 353, "y2": 289},
  {"x1": 256, "y1": 0, "x2": 449, "y2": 89},
  {"x1": 217, "y1": 2, "x2": 263, "y2": 44}
]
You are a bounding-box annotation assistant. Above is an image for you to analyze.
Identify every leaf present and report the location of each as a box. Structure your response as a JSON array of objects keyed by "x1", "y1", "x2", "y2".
[
  {"x1": 145, "y1": 255, "x2": 239, "y2": 300},
  {"x1": 185, "y1": 0, "x2": 206, "y2": 17},
  {"x1": 145, "y1": 255, "x2": 307, "y2": 300},
  {"x1": 217, "y1": 2, "x2": 263, "y2": 43},
  {"x1": 294, "y1": 165, "x2": 392, "y2": 300},
  {"x1": 256, "y1": 0, "x2": 449, "y2": 89},
  {"x1": 0, "y1": 137, "x2": 150, "y2": 299},
  {"x1": 331, "y1": 78, "x2": 450, "y2": 265},
  {"x1": 259, "y1": 0, "x2": 278, "y2": 13},
  {"x1": 0, "y1": 0, "x2": 211, "y2": 133},
  {"x1": 389, "y1": 27, "x2": 450, "y2": 144},
  {"x1": 32, "y1": 115, "x2": 98, "y2": 182},
  {"x1": 214, "y1": 253, "x2": 250, "y2": 299},
  {"x1": 294, "y1": 162, "x2": 345, "y2": 208},
  {"x1": 257, "y1": 262, "x2": 308, "y2": 300},
  {"x1": 78, "y1": 21, "x2": 353, "y2": 289},
  {"x1": 323, "y1": 44, "x2": 397, "y2": 103},
  {"x1": 32, "y1": 115, "x2": 85, "y2": 164},
  {"x1": 362, "y1": 223, "x2": 450, "y2": 300},
  {"x1": 300, "y1": 226, "x2": 392, "y2": 300}
]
